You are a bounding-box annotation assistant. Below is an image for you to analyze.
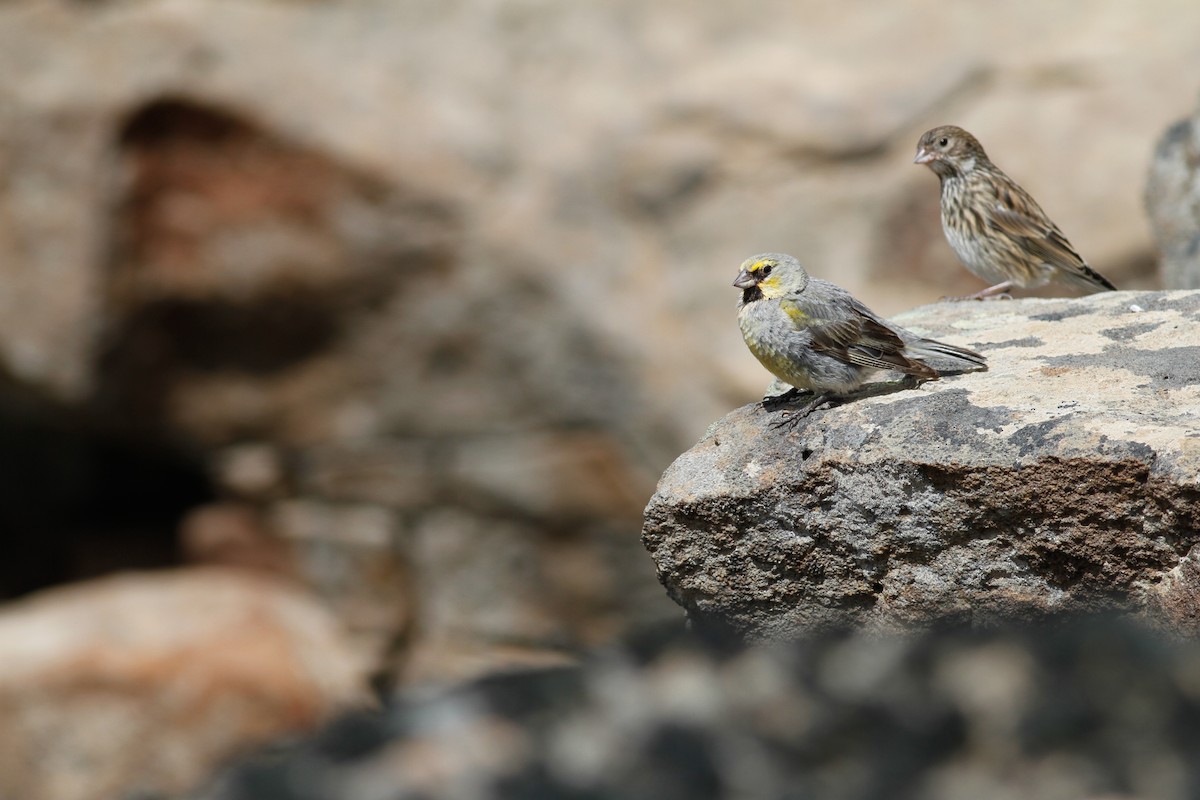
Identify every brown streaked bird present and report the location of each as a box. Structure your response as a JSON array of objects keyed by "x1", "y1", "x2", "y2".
[{"x1": 914, "y1": 125, "x2": 1116, "y2": 300}]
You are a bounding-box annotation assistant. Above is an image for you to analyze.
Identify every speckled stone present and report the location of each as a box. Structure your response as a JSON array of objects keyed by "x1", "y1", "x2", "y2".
[{"x1": 643, "y1": 290, "x2": 1200, "y2": 638}]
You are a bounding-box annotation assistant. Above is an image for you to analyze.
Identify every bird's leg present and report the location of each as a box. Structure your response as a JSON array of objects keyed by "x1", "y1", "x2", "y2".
[
  {"x1": 767, "y1": 373, "x2": 932, "y2": 431},
  {"x1": 945, "y1": 280, "x2": 1014, "y2": 302},
  {"x1": 762, "y1": 386, "x2": 810, "y2": 410},
  {"x1": 770, "y1": 392, "x2": 834, "y2": 430}
]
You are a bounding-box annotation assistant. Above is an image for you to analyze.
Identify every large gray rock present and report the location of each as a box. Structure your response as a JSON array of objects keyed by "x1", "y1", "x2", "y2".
[
  {"x1": 644, "y1": 290, "x2": 1200, "y2": 638},
  {"x1": 1147, "y1": 107, "x2": 1200, "y2": 289}
]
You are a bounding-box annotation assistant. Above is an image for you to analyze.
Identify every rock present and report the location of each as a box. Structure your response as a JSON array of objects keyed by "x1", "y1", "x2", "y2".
[
  {"x1": 396, "y1": 507, "x2": 668, "y2": 687},
  {"x1": 446, "y1": 431, "x2": 653, "y2": 523},
  {"x1": 0, "y1": 568, "x2": 368, "y2": 800},
  {"x1": 1155, "y1": 543, "x2": 1200, "y2": 629},
  {"x1": 211, "y1": 443, "x2": 288, "y2": 501},
  {"x1": 268, "y1": 499, "x2": 414, "y2": 665},
  {"x1": 179, "y1": 502, "x2": 295, "y2": 576},
  {"x1": 1146, "y1": 108, "x2": 1200, "y2": 289},
  {"x1": 200, "y1": 619, "x2": 1200, "y2": 800},
  {"x1": 643, "y1": 290, "x2": 1200, "y2": 638}
]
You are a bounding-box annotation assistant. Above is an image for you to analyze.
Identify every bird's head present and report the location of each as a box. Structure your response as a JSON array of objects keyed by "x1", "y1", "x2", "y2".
[
  {"x1": 733, "y1": 254, "x2": 807, "y2": 303},
  {"x1": 913, "y1": 125, "x2": 988, "y2": 178}
]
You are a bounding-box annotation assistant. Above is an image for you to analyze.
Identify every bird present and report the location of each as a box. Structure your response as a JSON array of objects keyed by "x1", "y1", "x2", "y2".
[
  {"x1": 733, "y1": 253, "x2": 986, "y2": 425},
  {"x1": 913, "y1": 125, "x2": 1116, "y2": 300}
]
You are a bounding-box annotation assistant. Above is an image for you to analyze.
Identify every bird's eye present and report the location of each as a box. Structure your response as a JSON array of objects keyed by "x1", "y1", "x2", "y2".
[
  {"x1": 760, "y1": 264, "x2": 773, "y2": 277},
  {"x1": 938, "y1": 137, "x2": 949, "y2": 147}
]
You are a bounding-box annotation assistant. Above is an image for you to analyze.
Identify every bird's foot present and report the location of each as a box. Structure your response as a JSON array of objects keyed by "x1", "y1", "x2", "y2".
[
  {"x1": 942, "y1": 281, "x2": 1014, "y2": 302},
  {"x1": 766, "y1": 375, "x2": 929, "y2": 431},
  {"x1": 762, "y1": 387, "x2": 810, "y2": 410},
  {"x1": 769, "y1": 392, "x2": 833, "y2": 430}
]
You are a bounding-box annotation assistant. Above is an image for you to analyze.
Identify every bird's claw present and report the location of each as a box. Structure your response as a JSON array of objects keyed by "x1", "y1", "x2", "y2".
[
  {"x1": 762, "y1": 388, "x2": 812, "y2": 411},
  {"x1": 770, "y1": 413, "x2": 803, "y2": 431},
  {"x1": 767, "y1": 392, "x2": 833, "y2": 430},
  {"x1": 941, "y1": 293, "x2": 994, "y2": 302},
  {"x1": 942, "y1": 283, "x2": 1015, "y2": 302}
]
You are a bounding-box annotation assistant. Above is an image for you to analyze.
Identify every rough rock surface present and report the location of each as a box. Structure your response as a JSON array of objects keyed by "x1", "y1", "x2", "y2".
[
  {"x1": 644, "y1": 290, "x2": 1200, "y2": 638},
  {"x1": 1147, "y1": 102, "x2": 1200, "y2": 289},
  {"x1": 0, "y1": 568, "x2": 368, "y2": 800},
  {"x1": 199, "y1": 620, "x2": 1200, "y2": 800}
]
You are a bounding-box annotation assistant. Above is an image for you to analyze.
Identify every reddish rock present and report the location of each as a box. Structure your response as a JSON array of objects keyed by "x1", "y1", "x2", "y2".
[{"x1": 0, "y1": 568, "x2": 368, "y2": 800}]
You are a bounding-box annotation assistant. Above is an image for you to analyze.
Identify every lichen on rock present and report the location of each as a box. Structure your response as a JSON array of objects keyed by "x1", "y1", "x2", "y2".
[{"x1": 643, "y1": 290, "x2": 1200, "y2": 638}]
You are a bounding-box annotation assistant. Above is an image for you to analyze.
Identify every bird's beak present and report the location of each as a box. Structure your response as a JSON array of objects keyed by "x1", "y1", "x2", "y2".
[
  {"x1": 913, "y1": 147, "x2": 934, "y2": 165},
  {"x1": 732, "y1": 269, "x2": 758, "y2": 289}
]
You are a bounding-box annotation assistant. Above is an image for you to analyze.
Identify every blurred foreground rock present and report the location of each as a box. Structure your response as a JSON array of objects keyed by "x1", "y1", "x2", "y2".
[
  {"x1": 200, "y1": 619, "x2": 1200, "y2": 800},
  {"x1": 644, "y1": 290, "x2": 1200, "y2": 638},
  {"x1": 0, "y1": 568, "x2": 367, "y2": 800}
]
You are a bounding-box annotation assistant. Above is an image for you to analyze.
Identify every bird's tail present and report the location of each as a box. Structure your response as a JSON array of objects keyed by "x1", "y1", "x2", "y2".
[
  {"x1": 1063, "y1": 262, "x2": 1118, "y2": 292},
  {"x1": 908, "y1": 337, "x2": 988, "y2": 375}
]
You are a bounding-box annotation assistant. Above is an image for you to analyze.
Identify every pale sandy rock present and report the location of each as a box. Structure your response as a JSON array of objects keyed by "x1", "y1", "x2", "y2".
[
  {"x1": 644, "y1": 290, "x2": 1200, "y2": 638},
  {"x1": 0, "y1": 568, "x2": 368, "y2": 800}
]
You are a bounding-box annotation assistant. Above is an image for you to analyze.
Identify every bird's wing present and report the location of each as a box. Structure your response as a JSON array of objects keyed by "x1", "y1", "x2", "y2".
[
  {"x1": 781, "y1": 290, "x2": 936, "y2": 378},
  {"x1": 988, "y1": 182, "x2": 1089, "y2": 273}
]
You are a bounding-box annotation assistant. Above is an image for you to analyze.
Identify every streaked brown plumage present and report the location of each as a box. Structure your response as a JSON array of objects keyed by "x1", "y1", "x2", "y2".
[{"x1": 914, "y1": 125, "x2": 1116, "y2": 299}]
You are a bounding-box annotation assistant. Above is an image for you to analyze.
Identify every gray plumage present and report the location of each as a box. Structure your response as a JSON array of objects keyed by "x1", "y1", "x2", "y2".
[{"x1": 733, "y1": 253, "x2": 986, "y2": 421}]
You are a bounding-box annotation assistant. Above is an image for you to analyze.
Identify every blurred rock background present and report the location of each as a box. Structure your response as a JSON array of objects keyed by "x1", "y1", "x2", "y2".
[{"x1": 0, "y1": 0, "x2": 1198, "y2": 797}]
